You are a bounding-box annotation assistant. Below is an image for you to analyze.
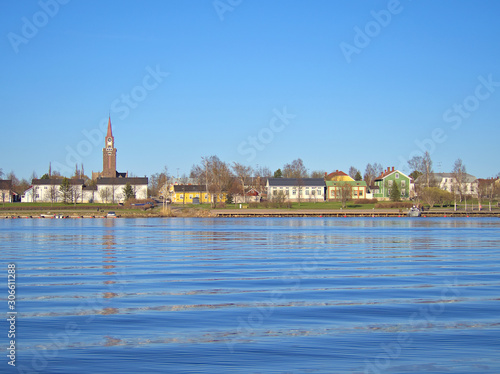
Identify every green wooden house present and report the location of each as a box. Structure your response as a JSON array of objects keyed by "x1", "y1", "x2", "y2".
[{"x1": 372, "y1": 167, "x2": 412, "y2": 200}]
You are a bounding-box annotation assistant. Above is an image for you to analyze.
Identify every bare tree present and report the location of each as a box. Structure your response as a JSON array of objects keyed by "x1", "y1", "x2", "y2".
[
  {"x1": 338, "y1": 183, "x2": 352, "y2": 208},
  {"x1": 191, "y1": 156, "x2": 233, "y2": 207},
  {"x1": 364, "y1": 163, "x2": 383, "y2": 187},
  {"x1": 70, "y1": 185, "x2": 82, "y2": 206},
  {"x1": 283, "y1": 158, "x2": 308, "y2": 178},
  {"x1": 232, "y1": 162, "x2": 253, "y2": 203},
  {"x1": 451, "y1": 158, "x2": 467, "y2": 202},
  {"x1": 310, "y1": 170, "x2": 325, "y2": 179},
  {"x1": 348, "y1": 166, "x2": 359, "y2": 179},
  {"x1": 99, "y1": 187, "x2": 111, "y2": 203},
  {"x1": 48, "y1": 185, "x2": 59, "y2": 206},
  {"x1": 420, "y1": 187, "x2": 440, "y2": 209},
  {"x1": 149, "y1": 166, "x2": 169, "y2": 197},
  {"x1": 295, "y1": 178, "x2": 305, "y2": 206},
  {"x1": 408, "y1": 151, "x2": 434, "y2": 188}
]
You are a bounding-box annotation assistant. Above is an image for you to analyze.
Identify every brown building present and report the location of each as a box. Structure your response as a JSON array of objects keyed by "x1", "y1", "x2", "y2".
[{"x1": 92, "y1": 117, "x2": 127, "y2": 180}]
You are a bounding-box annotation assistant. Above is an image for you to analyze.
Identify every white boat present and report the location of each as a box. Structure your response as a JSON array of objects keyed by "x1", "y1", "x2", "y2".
[{"x1": 407, "y1": 206, "x2": 421, "y2": 217}]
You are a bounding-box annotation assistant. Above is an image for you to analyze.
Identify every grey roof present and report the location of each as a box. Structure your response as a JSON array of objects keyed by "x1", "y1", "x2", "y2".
[
  {"x1": 267, "y1": 178, "x2": 325, "y2": 187},
  {"x1": 173, "y1": 185, "x2": 206, "y2": 193},
  {"x1": 0, "y1": 180, "x2": 12, "y2": 189},
  {"x1": 33, "y1": 178, "x2": 84, "y2": 185},
  {"x1": 96, "y1": 177, "x2": 148, "y2": 185},
  {"x1": 416, "y1": 173, "x2": 477, "y2": 183}
]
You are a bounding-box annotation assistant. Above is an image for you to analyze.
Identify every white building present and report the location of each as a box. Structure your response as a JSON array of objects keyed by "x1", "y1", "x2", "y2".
[
  {"x1": 266, "y1": 178, "x2": 326, "y2": 202},
  {"x1": 21, "y1": 179, "x2": 84, "y2": 203},
  {"x1": 21, "y1": 177, "x2": 148, "y2": 204},
  {"x1": 93, "y1": 177, "x2": 148, "y2": 203},
  {"x1": 0, "y1": 180, "x2": 13, "y2": 203},
  {"x1": 417, "y1": 173, "x2": 478, "y2": 197}
]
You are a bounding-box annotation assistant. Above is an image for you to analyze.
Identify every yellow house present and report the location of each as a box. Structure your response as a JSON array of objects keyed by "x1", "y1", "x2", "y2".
[
  {"x1": 325, "y1": 170, "x2": 354, "y2": 182},
  {"x1": 170, "y1": 184, "x2": 226, "y2": 204}
]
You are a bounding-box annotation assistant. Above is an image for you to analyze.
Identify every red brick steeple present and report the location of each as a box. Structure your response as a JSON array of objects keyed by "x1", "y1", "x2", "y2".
[{"x1": 102, "y1": 117, "x2": 117, "y2": 178}]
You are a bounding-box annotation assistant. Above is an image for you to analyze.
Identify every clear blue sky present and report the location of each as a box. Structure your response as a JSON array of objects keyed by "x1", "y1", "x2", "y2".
[{"x1": 1, "y1": 0, "x2": 500, "y2": 181}]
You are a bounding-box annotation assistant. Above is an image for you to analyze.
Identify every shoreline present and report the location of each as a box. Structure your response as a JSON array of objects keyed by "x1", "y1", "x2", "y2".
[{"x1": 1, "y1": 208, "x2": 499, "y2": 219}]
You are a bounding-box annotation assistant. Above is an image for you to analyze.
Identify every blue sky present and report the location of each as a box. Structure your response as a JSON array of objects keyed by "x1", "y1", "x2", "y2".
[{"x1": 1, "y1": 0, "x2": 500, "y2": 181}]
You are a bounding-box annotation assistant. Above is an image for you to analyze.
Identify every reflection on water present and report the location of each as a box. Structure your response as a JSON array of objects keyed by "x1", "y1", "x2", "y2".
[{"x1": 1, "y1": 218, "x2": 499, "y2": 374}]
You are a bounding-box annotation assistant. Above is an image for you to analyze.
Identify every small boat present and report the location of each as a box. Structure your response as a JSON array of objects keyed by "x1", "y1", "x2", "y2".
[{"x1": 407, "y1": 206, "x2": 421, "y2": 217}]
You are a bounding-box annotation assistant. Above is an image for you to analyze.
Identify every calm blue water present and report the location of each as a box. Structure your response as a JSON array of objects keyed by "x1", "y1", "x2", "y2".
[{"x1": 1, "y1": 218, "x2": 499, "y2": 373}]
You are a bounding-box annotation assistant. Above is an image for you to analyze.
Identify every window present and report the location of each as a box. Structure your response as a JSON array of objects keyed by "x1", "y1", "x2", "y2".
[
  {"x1": 395, "y1": 173, "x2": 400, "y2": 179},
  {"x1": 388, "y1": 180, "x2": 393, "y2": 186},
  {"x1": 273, "y1": 190, "x2": 277, "y2": 196},
  {"x1": 189, "y1": 194, "x2": 193, "y2": 199},
  {"x1": 292, "y1": 189, "x2": 296, "y2": 195},
  {"x1": 305, "y1": 190, "x2": 309, "y2": 195},
  {"x1": 359, "y1": 190, "x2": 363, "y2": 197},
  {"x1": 401, "y1": 180, "x2": 406, "y2": 187},
  {"x1": 44, "y1": 186, "x2": 47, "y2": 189},
  {"x1": 179, "y1": 194, "x2": 184, "y2": 199}
]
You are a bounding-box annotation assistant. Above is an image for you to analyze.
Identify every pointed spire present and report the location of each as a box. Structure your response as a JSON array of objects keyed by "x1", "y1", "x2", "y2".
[{"x1": 106, "y1": 116, "x2": 113, "y2": 138}]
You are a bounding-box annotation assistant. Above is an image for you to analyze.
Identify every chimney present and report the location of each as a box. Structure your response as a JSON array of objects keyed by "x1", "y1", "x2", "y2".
[{"x1": 392, "y1": 166, "x2": 395, "y2": 171}]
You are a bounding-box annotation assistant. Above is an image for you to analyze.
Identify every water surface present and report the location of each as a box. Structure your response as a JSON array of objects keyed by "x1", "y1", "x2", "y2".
[{"x1": 1, "y1": 218, "x2": 499, "y2": 373}]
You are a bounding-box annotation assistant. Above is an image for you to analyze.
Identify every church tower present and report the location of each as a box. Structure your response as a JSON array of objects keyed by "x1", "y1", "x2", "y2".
[{"x1": 102, "y1": 117, "x2": 117, "y2": 178}]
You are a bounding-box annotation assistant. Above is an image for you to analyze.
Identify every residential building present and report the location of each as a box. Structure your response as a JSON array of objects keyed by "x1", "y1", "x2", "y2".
[
  {"x1": 233, "y1": 188, "x2": 261, "y2": 204},
  {"x1": 170, "y1": 185, "x2": 226, "y2": 204},
  {"x1": 266, "y1": 178, "x2": 325, "y2": 202},
  {"x1": 325, "y1": 170, "x2": 353, "y2": 182},
  {"x1": 94, "y1": 177, "x2": 148, "y2": 203},
  {"x1": 417, "y1": 173, "x2": 478, "y2": 197},
  {"x1": 326, "y1": 180, "x2": 368, "y2": 200},
  {"x1": 21, "y1": 179, "x2": 84, "y2": 203},
  {"x1": 373, "y1": 167, "x2": 412, "y2": 200},
  {"x1": 323, "y1": 170, "x2": 368, "y2": 201},
  {"x1": 0, "y1": 180, "x2": 13, "y2": 203}
]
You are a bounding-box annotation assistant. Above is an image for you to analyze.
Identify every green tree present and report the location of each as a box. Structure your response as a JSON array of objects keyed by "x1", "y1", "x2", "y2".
[
  {"x1": 274, "y1": 168, "x2": 283, "y2": 178},
  {"x1": 226, "y1": 193, "x2": 233, "y2": 204},
  {"x1": 390, "y1": 181, "x2": 401, "y2": 202},
  {"x1": 59, "y1": 177, "x2": 71, "y2": 203},
  {"x1": 41, "y1": 173, "x2": 49, "y2": 180},
  {"x1": 123, "y1": 183, "x2": 135, "y2": 201},
  {"x1": 354, "y1": 171, "x2": 362, "y2": 181}
]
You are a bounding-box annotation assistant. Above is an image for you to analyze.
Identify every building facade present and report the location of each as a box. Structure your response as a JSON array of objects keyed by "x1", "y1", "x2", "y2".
[
  {"x1": 0, "y1": 180, "x2": 13, "y2": 203},
  {"x1": 326, "y1": 180, "x2": 368, "y2": 200},
  {"x1": 266, "y1": 178, "x2": 325, "y2": 202},
  {"x1": 21, "y1": 179, "x2": 84, "y2": 203},
  {"x1": 373, "y1": 167, "x2": 412, "y2": 200},
  {"x1": 417, "y1": 173, "x2": 478, "y2": 197},
  {"x1": 170, "y1": 185, "x2": 226, "y2": 204}
]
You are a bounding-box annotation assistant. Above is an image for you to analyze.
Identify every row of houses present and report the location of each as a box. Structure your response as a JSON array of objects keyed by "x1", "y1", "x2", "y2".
[
  {"x1": 0, "y1": 167, "x2": 489, "y2": 205},
  {"x1": 19, "y1": 177, "x2": 148, "y2": 203},
  {"x1": 165, "y1": 167, "x2": 485, "y2": 204},
  {"x1": 266, "y1": 167, "x2": 414, "y2": 202}
]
